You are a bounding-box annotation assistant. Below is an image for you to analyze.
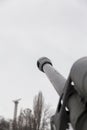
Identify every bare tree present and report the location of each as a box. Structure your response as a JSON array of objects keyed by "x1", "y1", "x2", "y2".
[
  {"x1": 41, "y1": 106, "x2": 51, "y2": 130},
  {"x1": 33, "y1": 92, "x2": 44, "y2": 130},
  {"x1": 18, "y1": 108, "x2": 33, "y2": 130},
  {"x1": 0, "y1": 117, "x2": 9, "y2": 130},
  {"x1": 33, "y1": 92, "x2": 52, "y2": 130},
  {"x1": 18, "y1": 109, "x2": 24, "y2": 130},
  {"x1": 18, "y1": 91, "x2": 52, "y2": 130}
]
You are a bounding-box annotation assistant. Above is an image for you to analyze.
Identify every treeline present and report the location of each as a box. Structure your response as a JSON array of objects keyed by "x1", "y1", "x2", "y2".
[{"x1": 0, "y1": 92, "x2": 53, "y2": 130}]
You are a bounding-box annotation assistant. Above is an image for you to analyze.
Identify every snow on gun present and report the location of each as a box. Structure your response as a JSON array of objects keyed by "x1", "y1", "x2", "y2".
[{"x1": 37, "y1": 57, "x2": 87, "y2": 130}]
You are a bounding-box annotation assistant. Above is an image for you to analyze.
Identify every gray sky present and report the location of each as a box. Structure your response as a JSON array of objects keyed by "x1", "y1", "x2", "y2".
[{"x1": 0, "y1": 0, "x2": 87, "y2": 121}]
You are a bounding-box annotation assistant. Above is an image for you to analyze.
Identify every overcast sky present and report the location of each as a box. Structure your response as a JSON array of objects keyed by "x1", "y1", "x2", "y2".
[{"x1": 0, "y1": 0, "x2": 87, "y2": 124}]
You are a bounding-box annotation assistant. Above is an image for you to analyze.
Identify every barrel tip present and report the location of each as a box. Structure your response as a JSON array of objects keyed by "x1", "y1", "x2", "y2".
[{"x1": 37, "y1": 57, "x2": 52, "y2": 72}]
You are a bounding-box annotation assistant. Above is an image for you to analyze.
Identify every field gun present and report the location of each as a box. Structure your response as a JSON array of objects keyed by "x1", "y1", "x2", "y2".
[{"x1": 37, "y1": 57, "x2": 87, "y2": 130}]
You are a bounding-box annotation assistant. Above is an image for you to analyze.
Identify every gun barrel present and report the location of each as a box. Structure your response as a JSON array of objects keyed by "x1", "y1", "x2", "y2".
[{"x1": 37, "y1": 57, "x2": 66, "y2": 96}]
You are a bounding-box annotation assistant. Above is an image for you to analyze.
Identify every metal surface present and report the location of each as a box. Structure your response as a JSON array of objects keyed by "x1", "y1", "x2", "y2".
[{"x1": 70, "y1": 57, "x2": 87, "y2": 101}]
